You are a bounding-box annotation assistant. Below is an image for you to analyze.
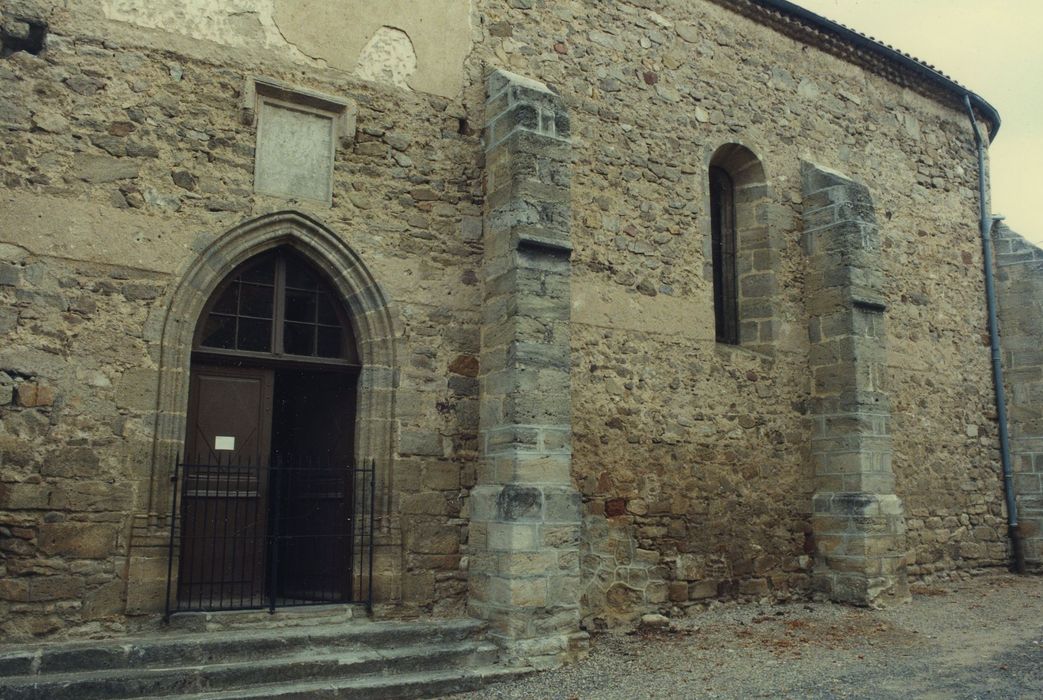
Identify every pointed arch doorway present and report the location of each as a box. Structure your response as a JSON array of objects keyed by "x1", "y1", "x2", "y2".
[{"x1": 177, "y1": 245, "x2": 363, "y2": 611}]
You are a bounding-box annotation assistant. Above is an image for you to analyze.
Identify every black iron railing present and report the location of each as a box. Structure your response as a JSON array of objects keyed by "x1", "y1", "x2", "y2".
[{"x1": 164, "y1": 454, "x2": 375, "y2": 618}]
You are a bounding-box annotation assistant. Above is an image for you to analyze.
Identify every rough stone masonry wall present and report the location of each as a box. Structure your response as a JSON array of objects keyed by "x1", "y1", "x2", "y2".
[
  {"x1": 471, "y1": 0, "x2": 1009, "y2": 628},
  {"x1": 0, "y1": 0, "x2": 1017, "y2": 642},
  {"x1": 0, "y1": 1, "x2": 487, "y2": 640},
  {"x1": 994, "y1": 222, "x2": 1043, "y2": 567}
]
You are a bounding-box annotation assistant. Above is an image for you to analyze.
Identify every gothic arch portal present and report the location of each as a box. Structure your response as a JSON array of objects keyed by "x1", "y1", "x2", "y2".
[{"x1": 131, "y1": 212, "x2": 400, "y2": 612}]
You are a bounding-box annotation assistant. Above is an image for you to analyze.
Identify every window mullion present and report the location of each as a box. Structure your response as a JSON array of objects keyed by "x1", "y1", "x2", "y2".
[
  {"x1": 273, "y1": 256, "x2": 286, "y2": 355},
  {"x1": 233, "y1": 280, "x2": 242, "y2": 351},
  {"x1": 312, "y1": 288, "x2": 319, "y2": 356}
]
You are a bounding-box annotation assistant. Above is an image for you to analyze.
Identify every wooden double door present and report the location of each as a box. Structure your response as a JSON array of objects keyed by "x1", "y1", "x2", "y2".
[{"x1": 177, "y1": 363, "x2": 357, "y2": 610}]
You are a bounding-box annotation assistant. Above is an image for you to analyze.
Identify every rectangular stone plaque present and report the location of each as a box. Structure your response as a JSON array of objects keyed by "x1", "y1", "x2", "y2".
[{"x1": 254, "y1": 100, "x2": 334, "y2": 204}]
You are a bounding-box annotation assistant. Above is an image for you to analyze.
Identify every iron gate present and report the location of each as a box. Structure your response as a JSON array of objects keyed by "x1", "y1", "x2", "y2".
[{"x1": 164, "y1": 454, "x2": 375, "y2": 617}]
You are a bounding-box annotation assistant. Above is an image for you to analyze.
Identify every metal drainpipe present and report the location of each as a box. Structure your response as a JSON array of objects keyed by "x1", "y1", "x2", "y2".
[{"x1": 964, "y1": 94, "x2": 1026, "y2": 574}]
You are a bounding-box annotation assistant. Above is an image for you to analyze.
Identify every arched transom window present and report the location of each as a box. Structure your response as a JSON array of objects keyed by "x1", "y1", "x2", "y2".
[{"x1": 195, "y1": 248, "x2": 359, "y2": 365}]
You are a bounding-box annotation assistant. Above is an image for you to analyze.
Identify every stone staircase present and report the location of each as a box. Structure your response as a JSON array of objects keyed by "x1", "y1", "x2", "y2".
[{"x1": 0, "y1": 612, "x2": 530, "y2": 699}]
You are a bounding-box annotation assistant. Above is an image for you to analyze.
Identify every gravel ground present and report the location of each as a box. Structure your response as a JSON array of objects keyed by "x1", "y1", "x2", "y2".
[{"x1": 451, "y1": 572, "x2": 1043, "y2": 700}]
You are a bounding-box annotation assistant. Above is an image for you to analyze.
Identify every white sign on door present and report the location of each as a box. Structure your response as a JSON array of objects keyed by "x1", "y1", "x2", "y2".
[{"x1": 215, "y1": 435, "x2": 236, "y2": 451}]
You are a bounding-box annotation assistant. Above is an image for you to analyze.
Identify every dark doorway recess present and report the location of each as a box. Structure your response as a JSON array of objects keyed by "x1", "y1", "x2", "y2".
[
  {"x1": 270, "y1": 369, "x2": 356, "y2": 604},
  {"x1": 172, "y1": 247, "x2": 370, "y2": 612}
]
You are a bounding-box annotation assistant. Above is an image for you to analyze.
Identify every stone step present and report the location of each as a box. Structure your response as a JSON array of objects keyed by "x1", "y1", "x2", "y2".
[
  {"x1": 0, "y1": 618, "x2": 486, "y2": 677},
  {"x1": 167, "y1": 604, "x2": 369, "y2": 633},
  {"x1": 181, "y1": 665, "x2": 534, "y2": 700},
  {"x1": 0, "y1": 641, "x2": 500, "y2": 700}
]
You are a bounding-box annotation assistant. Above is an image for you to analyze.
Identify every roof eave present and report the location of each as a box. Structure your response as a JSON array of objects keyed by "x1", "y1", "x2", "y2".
[{"x1": 747, "y1": 0, "x2": 1001, "y2": 138}]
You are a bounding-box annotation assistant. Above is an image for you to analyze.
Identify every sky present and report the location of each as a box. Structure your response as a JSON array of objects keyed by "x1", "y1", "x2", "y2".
[{"x1": 794, "y1": 0, "x2": 1043, "y2": 245}]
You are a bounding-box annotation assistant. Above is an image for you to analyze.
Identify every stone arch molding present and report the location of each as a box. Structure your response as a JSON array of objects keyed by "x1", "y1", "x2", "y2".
[
  {"x1": 705, "y1": 142, "x2": 779, "y2": 354},
  {"x1": 148, "y1": 210, "x2": 400, "y2": 524}
]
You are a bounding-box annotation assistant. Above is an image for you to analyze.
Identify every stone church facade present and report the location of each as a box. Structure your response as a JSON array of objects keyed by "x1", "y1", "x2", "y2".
[{"x1": 0, "y1": 0, "x2": 1039, "y2": 670}]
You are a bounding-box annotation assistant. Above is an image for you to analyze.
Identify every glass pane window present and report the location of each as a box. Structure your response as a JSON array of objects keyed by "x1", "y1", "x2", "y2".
[
  {"x1": 316, "y1": 294, "x2": 338, "y2": 325},
  {"x1": 284, "y1": 255, "x2": 318, "y2": 290},
  {"x1": 710, "y1": 166, "x2": 739, "y2": 345},
  {"x1": 196, "y1": 248, "x2": 358, "y2": 363},
  {"x1": 211, "y1": 284, "x2": 238, "y2": 314},
  {"x1": 284, "y1": 321, "x2": 315, "y2": 356},
  {"x1": 285, "y1": 289, "x2": 317, "y2": 323},
  {"x1": 240, "y1": 257, "x2": 276, "y2": 284},
  {"x1": 199, "y1": 259, "x2": 276, "y2": 352},
  {"x1": 239, "y1": 283, "x2": 274, "y2": 319},
  {"x1": 200, "y1": 315, "x2": 235, "y2": 349},
  {"x1": 238, "y1": 318, "x2": 272, "y2": 352},
  {"x1": 317, "y1": 326, "x2": 342, "y2": 358}
]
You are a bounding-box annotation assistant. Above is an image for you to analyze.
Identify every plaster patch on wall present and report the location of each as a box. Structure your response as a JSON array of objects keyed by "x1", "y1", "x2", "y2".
[
  {"x1": 272, "y1": 0, "x2": 471, "y2": 97},
  {"x1": 100, "y1": 1, "x2": 470, "y2": 97},
  {"x1": 100, "y1": 0, "x2": 306, "y2": 59},
  {"x1": 354, "y1": 26, "x2": 417, "y2": 91}
]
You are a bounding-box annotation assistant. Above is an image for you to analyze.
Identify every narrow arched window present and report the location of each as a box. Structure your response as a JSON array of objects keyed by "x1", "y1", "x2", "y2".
[{"x1": 710, "y1": 166, "x2": 739, "y2": 345}]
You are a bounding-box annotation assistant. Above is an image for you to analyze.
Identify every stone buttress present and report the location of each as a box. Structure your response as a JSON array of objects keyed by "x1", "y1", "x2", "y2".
[
  {"x1": 467, "y1": 69, "x2": 587, "y2": 668},
  {"x1": 993, "y1": 222, "x2": 1043, "y2": 568},
  {"x1": 801, "y1": 162, "x2": 910, "y2": 606}
]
